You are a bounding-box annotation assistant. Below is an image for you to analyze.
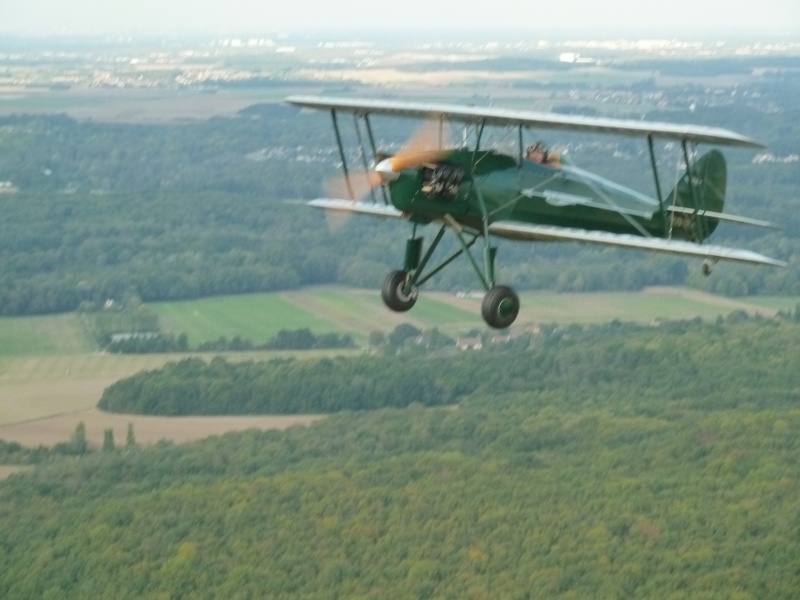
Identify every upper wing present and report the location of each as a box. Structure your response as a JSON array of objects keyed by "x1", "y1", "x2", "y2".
[
  {"x1": 488, "y1": 221, "x2": 787, "y2": 267},
  {"x1": 286, "y1": 95, "x2": 764, "y2": 148}
]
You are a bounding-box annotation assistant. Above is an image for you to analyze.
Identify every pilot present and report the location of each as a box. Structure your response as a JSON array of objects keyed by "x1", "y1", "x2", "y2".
[{"x1": 526, "y1": 141, "x2": 548, "y2": 164}]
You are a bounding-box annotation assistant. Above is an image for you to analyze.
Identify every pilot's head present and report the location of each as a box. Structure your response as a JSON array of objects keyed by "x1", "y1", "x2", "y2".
[{"x1": 526, "y1": 141, "x2": 548, "y2": 162}]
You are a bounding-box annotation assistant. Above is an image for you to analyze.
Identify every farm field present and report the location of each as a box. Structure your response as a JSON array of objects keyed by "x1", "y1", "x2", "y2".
[
  {"x1": 0, "y1": 314, "x2": 92, "y2": 356},
  {"x1": 0, "y1": 87, "x2": 295, "y2": 123},
  {"x1": 150, "y1": 293, "x2": 341, "y2": 345},
  {"x1": 0, "y1": 286, "x2": 791, "y2": 455},
  {"x1": 150, "y1": 286, "x2": 784, "y2": 345},
  {"x1": 0, "y1": 351, "x2": 342, "y2": 462},
  {"x1": 150, "y1": 288, "x2": 484, "y2": 346},
  {"x1": 736, "y1": 295, "x2": 800, "y2": 312}
]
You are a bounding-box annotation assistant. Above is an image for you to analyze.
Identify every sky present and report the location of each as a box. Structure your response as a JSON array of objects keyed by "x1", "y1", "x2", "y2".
[{"x1": 1, "y1": 0, "x2": 798, "y2": 35}]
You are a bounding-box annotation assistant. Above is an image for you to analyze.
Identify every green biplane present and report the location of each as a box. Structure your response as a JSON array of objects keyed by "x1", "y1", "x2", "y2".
[{"x1": 286, "y1": 95, "x2": 785, "y2": 329}]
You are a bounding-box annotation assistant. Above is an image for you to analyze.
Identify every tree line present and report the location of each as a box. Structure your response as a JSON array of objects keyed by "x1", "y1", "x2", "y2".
[
  {"x1": 0, "y1": 421, "x2": 137, "y2": 465},
  {"x1": 105, "y1": 328, "x2": 355, "y2": 354},
  {"x1": 98, "y1": 314, "x2": 800, "y2": 417}
]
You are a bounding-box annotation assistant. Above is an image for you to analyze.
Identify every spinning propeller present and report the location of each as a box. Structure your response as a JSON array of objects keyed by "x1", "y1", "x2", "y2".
[{"x1": 325, "y1": 118, "x2": 453, "y2": 202}]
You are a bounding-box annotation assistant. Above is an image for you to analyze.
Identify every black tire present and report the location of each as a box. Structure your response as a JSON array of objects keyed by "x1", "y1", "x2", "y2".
[
  {"x1": 381, "y1": 270, "x2": 418, "y2": 312},
  {"x1": 481, "y1": 285, "x2": 520, "y2": 329}
]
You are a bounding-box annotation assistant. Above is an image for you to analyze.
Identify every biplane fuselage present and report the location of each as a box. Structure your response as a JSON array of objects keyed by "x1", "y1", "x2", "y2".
[
  {"x1": 386, "y1": 147, "x2": 723, "y2": 243},
  {"x1": 286, "y1": 95, "x2": 784, "y2": 329}
]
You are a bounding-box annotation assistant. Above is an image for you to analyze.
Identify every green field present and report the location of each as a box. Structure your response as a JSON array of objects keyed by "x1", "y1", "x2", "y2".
[
  {"x1": 150, "y1": 288, "x2": 483, "y2": 346},
  {"x1": 0, "y1": 314, "x2": 92, "y2": 357},
  {"x1": 151, "y1": 293, "x2": 337, "y2": 345},
  {"x1": 0, "y1": 287, "x2": 790, "y2": 359},
  {"x1": 736, "y1": 295, "x2": 800, "y2": 312},
  {"x1": 516, "y1": 289, "x2": 766, "y2": 323},
  {"x1": 152, "y1": 286, "x2": 773, "y2": 346}
]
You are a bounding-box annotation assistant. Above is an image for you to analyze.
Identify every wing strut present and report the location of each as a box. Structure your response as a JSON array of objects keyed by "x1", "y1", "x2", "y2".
[
  {"x1": 330, "y1": 110, "x2": 354, "y2": 200},
  {"x1": 352, "y1": 113, "x2": 377, "y2": 204},
  {"x1": 470, "y1": 119, "x2": 486, "y2": 170},
  {"x1": 362, "y1": 114, "x2": 389, "y2": 205},
  {"x1": 681, "y1": 139, "x2": 710, "y2": 242},
  {"x1": 647, "y1": 134, "x2": 668, "y2": 238},
  {"x1": 463, "y1": 118, "x2": 498, "y2": 289}
]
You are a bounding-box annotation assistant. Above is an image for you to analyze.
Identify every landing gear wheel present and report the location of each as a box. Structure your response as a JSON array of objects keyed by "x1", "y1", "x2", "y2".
[
  {"x1": 382, "y1": 270, "x2": 418, "y2": 312},
  {"x1": 481, "y1": 285, "x2": 520, "y2": 329}
]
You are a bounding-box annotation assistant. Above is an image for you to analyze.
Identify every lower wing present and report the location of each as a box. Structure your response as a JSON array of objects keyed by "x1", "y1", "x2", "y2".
[
  {"x1": 308, "y1": 198, "x2": 406, "y2": 220},
  {"x1": 489, "y1": 221, "x2": 786, "y2": 267},
  {"x1": 307, "y1": 199, "x2": 786, "y2": 268}
]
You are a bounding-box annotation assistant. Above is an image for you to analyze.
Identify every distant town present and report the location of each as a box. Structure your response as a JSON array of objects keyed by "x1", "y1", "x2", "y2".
[
  {"x1": 0, "y1": 32, "x2": 798, "y2": 169},
  {"x1": 1, "y1": 33, "x2": 798, "y2": 91}
]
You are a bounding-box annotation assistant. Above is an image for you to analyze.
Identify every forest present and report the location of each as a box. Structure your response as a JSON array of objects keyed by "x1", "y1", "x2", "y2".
[
  {"x1": 2, "y1": 316, "x2": 799, "y2": 598},
  {"x1": 1, "y1": 60, "x2": 799, "y2": 316}
]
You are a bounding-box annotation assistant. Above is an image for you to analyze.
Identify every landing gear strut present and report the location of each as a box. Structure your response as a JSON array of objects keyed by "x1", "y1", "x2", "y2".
[{"x1": 380, "y1": 216, "x2": 522, "y2": 328}]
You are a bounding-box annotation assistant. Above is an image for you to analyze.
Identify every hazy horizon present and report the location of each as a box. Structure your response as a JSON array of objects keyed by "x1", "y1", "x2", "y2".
[{"x1": 2, "y1": 0, "x2": 798, "y2": 37}]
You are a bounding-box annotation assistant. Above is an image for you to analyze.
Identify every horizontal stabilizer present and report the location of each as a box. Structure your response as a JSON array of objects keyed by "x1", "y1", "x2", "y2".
[
  {"x1": 488, "y1": 221, "x2": 787, "y2": 268},
  {"x1": 308, "y1": 198, "x2": 406, "y2": 219},
  {"x1": 667, "y1": 206, "x2": 780, "y2": 230}
]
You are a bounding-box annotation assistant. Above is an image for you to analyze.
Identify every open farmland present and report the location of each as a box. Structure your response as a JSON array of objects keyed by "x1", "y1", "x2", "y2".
[
  {"x1": 151, "y1": 287, "x2": 482, "y2": 346},
  {"x1": 0, "y1": 314, "x2": 92, "y2": 356},
  {"x1": 0, "y1": 87, "x2": 297, "y2": 123},
  {"x1": 151, "y1": 286, "x2": 784, "y2": 345},
  {"x1": 0, "y1": 351, "x2": 338, "y2": 463},
  {"x1": 0, "y1": 286, "x2": 789, "y2": 456},
  {"x1": 150, "y1": 293, "x2": 341, "y2": 345}
]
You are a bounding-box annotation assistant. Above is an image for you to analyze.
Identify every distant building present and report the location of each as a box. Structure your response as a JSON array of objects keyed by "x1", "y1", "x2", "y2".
[
  {"x1": 456, "y1": 337, "x2": 483, "y2": 351},
  {"x1": 559, "y1": 53, "x2": 595, "y2": 64},
  {"x1": 109, "y1": 332, "x2": 159, "y2": 343},
  {"x1": 455, "y1": 290, "x2": 484, "y2": 299}
]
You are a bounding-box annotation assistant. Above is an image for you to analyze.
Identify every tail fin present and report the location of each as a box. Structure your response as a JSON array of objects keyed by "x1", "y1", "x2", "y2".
[{"x1": 665, "y1": 149, "x2": 726, "y2": 242}]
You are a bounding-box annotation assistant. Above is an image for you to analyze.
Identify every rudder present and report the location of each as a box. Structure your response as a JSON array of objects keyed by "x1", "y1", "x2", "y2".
[{"x1": 666, "y1": 149, "x2": 726, "y2": 241}]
